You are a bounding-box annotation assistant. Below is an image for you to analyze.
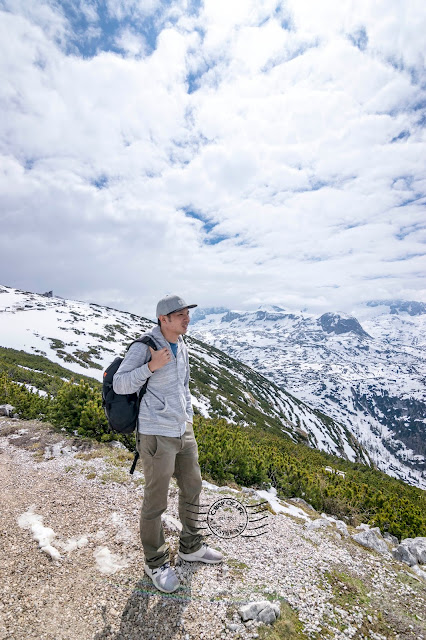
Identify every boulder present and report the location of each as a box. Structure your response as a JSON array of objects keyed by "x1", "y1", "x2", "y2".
[
  {"x1": 0, "y1": 404, "x2": 15, "y2": 417},
  {"x1": 392, "y1": 544, "x2": 417, "y2": 567},
  {"x1": 384, "y1": 532, "x2": 399, "y2": 546},
  {"x1": 352, "y1": 529, "x2": 390, "y2": 555},
  {"x1": 238, "y1": 601, "x2": 280, "y2": 625},
  {"x1": 397, "y1": 537, "x2": 426, "y2": 565}
]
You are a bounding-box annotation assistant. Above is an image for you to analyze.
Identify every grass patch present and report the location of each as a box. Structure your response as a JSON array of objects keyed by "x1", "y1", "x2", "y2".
[
  {"x1": 226, "y1": 557, "x2": 249, "y2": 581},
  {"x1": 258, "y1": 601, "x2": 310, "y2": 640},
  {"x1": 104, "y1": 449, "x2": 134, "y2": 466},
  {"x1": 29, "y1": 441, "x2": 45, "y2": 461},
  {"x1": 0, "y1": 422, "x2": 20, "y2": 437},
  {"x1": 100, "y1": 469, "x2": 128, "y2": 484},
  {"x1": 325, "y1": 569, "x2": 370, "y2": 609},
  {"x1": 75, "y1": 450, "x2": 105, "y2": 461},
  {"x1": 324, "y1": 568, "x2": 397, "y2": 639},
  {"x1": 132, "y1": 476, "x2": 145, "y2": 487}
]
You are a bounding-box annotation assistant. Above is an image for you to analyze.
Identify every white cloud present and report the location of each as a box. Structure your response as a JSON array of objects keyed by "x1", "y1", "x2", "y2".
[
  {"x1": 105, "y1": 0, "x2": 161, "y2": 21},
  {"x1": 114, "y1": 27, "x2": 147, "y2": 57},
  {"x1": 0, "y1": 0, "x2": 425, "y2": 317}
]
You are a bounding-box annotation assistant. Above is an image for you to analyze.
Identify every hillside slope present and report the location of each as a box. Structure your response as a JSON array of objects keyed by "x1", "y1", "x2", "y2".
[{"x1": 0, "y1": 284, "x2": 366, "y2": 463}]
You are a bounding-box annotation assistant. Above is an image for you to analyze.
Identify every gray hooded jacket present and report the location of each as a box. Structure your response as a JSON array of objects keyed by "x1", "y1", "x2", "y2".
[{"x1": 112, "y1": 325, "x2": 193, "y2": 437}]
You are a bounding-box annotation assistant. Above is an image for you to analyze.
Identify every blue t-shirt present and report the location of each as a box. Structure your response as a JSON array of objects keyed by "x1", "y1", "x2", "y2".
[{"x1": 168, "y1": 341, "x2": 178, "y2": 357}]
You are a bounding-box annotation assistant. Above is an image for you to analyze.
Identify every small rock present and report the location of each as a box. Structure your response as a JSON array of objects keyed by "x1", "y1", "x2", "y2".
[
  {"x1": 335, "y1": 520, "x2": 349, "y2": 537},
  {"x1": 258, "y1": 607, "x2": 277, "y2": 624},
  {"x1": 238, "y1": 601, "x2": 280, "y2": 625}
]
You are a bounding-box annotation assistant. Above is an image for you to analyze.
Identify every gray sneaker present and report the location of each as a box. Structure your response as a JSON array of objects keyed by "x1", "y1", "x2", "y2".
[
  {"x1": 178, "y1": 543, "x2": 223, "y2": 564},
  {"x1": 144, "y1": 562, "x2": 180, "y2": 593}
]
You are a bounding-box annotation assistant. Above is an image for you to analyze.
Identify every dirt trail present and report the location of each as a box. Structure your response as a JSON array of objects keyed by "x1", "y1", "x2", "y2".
[{"x1": 0, "y1": 417, "x2": 425, "y2": 640}]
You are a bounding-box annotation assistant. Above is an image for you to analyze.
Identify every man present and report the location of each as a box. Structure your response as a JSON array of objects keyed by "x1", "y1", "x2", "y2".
[{"x1": 113, "y1": 294, "x2": 223, "y2": 593}]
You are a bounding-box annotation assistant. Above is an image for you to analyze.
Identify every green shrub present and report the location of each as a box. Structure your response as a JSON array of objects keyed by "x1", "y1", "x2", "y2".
[
  {"x1": 193, "y1": 416, "x2": 426, "y2": 540},
  {"x1": 0, "y1": 373, "x2": 51, "y2": 419},
  {"x1": 48, "y1": 379, "x2": 108, "y2": 438}
]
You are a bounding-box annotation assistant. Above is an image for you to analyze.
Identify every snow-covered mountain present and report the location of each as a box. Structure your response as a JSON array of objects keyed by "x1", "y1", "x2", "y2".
[
  {"x1": 0, "y1": 285, "x2": 368, "y2": 466},
  {"x1": 188, "y1": 303, "x2": 426, "y2": 489}
]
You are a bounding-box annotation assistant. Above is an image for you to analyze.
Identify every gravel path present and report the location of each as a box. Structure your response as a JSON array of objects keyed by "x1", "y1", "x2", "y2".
[{"x1": 0, "y1": 417, "x2": 425, "y2": 640}]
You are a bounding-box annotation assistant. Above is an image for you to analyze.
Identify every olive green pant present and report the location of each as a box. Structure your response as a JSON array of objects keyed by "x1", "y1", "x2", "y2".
[{"x1": 136, "y1": 423, "x2": 203, "y2": 568}]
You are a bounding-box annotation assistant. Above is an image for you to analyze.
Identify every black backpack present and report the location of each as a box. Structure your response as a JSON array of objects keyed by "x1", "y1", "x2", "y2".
[{"x1": 102, "y1": 335, "x2": 157, "y2": 474}]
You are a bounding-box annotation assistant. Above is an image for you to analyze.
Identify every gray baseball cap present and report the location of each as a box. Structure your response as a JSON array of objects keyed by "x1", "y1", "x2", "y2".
[{"x1": 156, "y1": 294, "x2": 197, "y2": 318}]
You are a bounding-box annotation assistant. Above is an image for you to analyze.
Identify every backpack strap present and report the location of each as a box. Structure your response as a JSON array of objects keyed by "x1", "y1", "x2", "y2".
[
  {"x1": 128, "y1": 335, "x2": 158, "y2": 352},
  {"x1": 129, "y1": 335, "x2": 157, "y2": 400},
  {"x1": 127, "y1": 335, "x2": 157, "y2": 475}
]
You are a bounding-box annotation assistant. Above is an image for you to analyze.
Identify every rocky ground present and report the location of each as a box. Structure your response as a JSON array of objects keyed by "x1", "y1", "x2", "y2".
[{"x1": 0, "y1": 417, "x2": 425, "y2": 640}]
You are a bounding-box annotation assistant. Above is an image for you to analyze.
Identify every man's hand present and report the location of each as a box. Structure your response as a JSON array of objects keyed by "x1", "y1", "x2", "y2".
[{"x1": 148, "y1": 346, "x2": 171, "y2": 372}]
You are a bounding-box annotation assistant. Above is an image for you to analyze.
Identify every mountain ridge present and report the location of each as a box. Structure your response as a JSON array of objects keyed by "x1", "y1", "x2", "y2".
[
  {"x1": 2, "y1": 284, "x2": 425, "y2": 488},
  {"x1": 189, "y1": 303, "x2": 426, "y2": 489}
]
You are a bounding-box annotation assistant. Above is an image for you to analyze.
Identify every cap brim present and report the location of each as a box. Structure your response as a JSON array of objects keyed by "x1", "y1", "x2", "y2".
[{"x1": 165, "y1": 303, "x2": 197, "y2": 315}]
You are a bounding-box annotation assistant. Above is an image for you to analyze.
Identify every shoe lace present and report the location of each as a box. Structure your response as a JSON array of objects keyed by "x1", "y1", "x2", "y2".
[{"x1": 160, "y1": 562, "x2": 170, "y2": 572}]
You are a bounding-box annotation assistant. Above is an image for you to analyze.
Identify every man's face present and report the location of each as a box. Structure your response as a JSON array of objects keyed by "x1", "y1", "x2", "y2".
[{"x1": 163, "y1": 308, "x2": 190, "y2": 336}]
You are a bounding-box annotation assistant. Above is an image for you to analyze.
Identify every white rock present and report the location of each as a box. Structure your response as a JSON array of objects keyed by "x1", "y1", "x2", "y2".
[
  {"x1": 258, "y1": 607, "x2": 277, "y2": 624},
  {"x1": 352, "y1": 530, "x2": 390, "y2": 555},
  {"x1": 403, "y1": 537, "x2": 426, "y2": 564},
  {"x1": 412, "y1": 564, "x2": 426, "y2": 581},
  {"x1": 384, "y1": 532, "x2": 399, "y2": 546},
  {"x1": 307, "y1": 518, "x2": 331, "y2": 531},
  {"x1": 392, "y1": 544, "x2": 417, "y2": 567},
  {"x1": 335, "y1": 520, "x2": 349, "y2": 537},
  {"x1": 0, "y1": 404, "x2": 15, "y2": 417},
  {"x1": 238, "y1": 601, "x2": 280, "y2": 624}
]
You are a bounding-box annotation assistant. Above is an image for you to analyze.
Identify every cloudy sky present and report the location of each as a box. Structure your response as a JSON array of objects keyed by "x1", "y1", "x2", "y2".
[{"x1": 1, "y1": 0, "x2": 425, "y2": 319}]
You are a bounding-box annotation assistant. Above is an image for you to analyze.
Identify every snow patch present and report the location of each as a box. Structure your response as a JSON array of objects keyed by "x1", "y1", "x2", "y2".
[
  {"x1": 255, "y1": 487, "x2": 310, "y2": 521},
  {"x1": 17, "y1": 506, "x2": 62, "y2": 561},
  {"x1": 93, "y1": 546, "x2": 129, "y2": 575}
]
